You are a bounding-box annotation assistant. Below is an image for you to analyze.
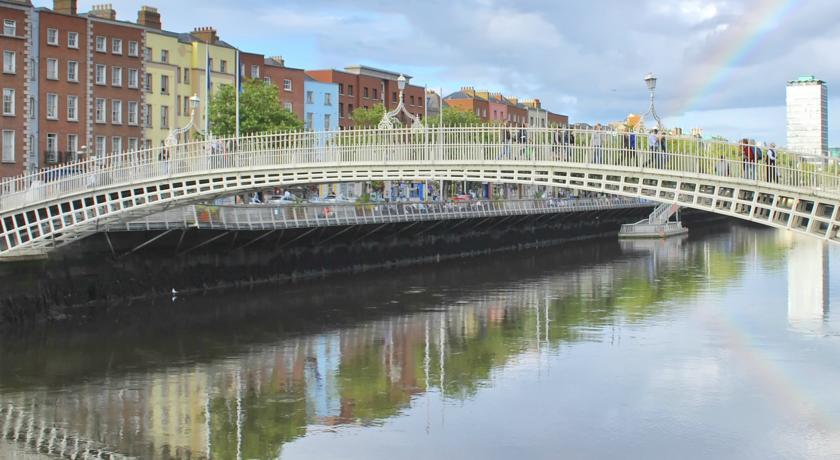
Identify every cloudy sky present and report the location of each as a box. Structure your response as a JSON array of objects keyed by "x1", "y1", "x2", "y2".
[{"x1": 36, "y1": 0, "x2": 840, "y2": 145}]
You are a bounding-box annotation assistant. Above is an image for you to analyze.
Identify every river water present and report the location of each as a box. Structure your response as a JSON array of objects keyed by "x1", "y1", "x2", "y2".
[{"x1": 1, "y1": 224, "x2": 839, "y2": 459}]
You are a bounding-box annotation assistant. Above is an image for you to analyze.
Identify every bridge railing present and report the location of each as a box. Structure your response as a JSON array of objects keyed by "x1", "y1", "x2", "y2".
[{"x1": 0, "y1": 126, "x2": 837, "y2": 213}]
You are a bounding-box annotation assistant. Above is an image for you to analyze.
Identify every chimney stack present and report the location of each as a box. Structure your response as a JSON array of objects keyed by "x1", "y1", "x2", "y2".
[
  {"x1": 269, "y1": 56, "x2": 285, "y2": 66},
  {"x1": 53, "y1": 0, "x2": 77, "y2": 15},
  {"x1": 89, "y1": 3, "x2": 116, "y2": 20},
  {"x1": 191, "y1": 26, "x2": 218, "y2": 44},
  {"x1": 137, "y1": 6, "x2": 161, "y2": 30}
]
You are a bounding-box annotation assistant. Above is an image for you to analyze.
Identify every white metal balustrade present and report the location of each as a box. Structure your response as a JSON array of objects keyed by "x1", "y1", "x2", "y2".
[{"x1": 1, "y1": 126, "x2": 840, "y2": 258}]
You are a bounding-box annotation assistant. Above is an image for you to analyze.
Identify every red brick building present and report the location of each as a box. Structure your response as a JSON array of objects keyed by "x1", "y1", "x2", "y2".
[
  {"x1": 1, "y1": 0, "x2": 32, "y2": 176},
  {"x1": 306, "y1": 65, "x2": 426, "y2": 129},
  {"x1": 238, "y1": 51, "x2": 305, "y2": 120},
  {"x1": 547, "y1": 111, "x2": 569, "y2": 127}
]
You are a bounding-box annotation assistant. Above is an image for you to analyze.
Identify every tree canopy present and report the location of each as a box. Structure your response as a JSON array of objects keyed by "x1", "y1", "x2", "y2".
[
  {"x1": 208, "y1": 80, "x2": 303, "y2": 136},
  {"x1": 350, "y1": 103, "x2": 386, "y2": 128},
  {"x1": 427, "y1": 107, "x2": 484, "y2": 126}
]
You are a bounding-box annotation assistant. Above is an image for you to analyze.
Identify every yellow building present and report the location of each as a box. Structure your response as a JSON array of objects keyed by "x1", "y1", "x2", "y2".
[{"x1": 142, "y1": 21, "x2": 236, "y2": 148}]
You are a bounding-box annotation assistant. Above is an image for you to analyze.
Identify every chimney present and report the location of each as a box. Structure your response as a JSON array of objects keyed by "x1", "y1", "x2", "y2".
[
  {"x1": 137, "y1": 6, "x2": 161, "y2": 30},
  {"x1": 507, "y1": 96, "x2": 518, "y2": 105},
  {"x1": 269, "y1": 56, "x2": 285, "y2": 67},
  {"x1": 191, "y1": 26, "x2": 218, "y2": 44},
  {"x1": 477, "y1": 90, "x2": 490, "y2": 100},
  {"x1": 53, "y1": 0, "x2": 77, "y2": 15},
  {"x1": 89, "y1": 3, "x2": 116, "y2": 20}
]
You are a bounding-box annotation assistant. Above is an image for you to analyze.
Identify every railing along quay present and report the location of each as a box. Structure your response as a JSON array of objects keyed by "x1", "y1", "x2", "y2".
[{"x1": 103, "y1": 197, "x2": 648, "y2": 232}]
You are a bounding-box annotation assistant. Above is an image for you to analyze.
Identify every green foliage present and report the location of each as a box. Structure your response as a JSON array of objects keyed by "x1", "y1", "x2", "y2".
[
  {"x1": 351, "y1": 103, "x2": 386, "y2": 127},
  {"x1": 208, "y1": 80, "x2": 303, "y2": 136},
  {"x1": 427, "y1": 107, "x2": 485, "y2": 127}
]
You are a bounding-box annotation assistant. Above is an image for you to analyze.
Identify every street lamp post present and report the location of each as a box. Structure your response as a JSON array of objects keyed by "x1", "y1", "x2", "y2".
[
  {"x1": 165, "y1": 94, "x2": 201, "y2": 149},
  {"x1": 378, "y1": 74, "x2": 423, "y2": 130},
  {"x1": 642, "y1": 72, "x2": 663, "y2": 131}
]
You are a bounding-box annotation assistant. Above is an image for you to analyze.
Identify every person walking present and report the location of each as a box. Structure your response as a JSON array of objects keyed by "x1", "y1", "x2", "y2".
[
  {"x1": 591, "y1": 124, "x2": 603, "y2": 164},
  {"x1": 715, "y1": 155, "x2": 729, "y2": 177},
  {"x1": 657, "y1": 129, "x2": 667, "y2": 168},
  {"x1": 767, "y1": 143, "x2": 778, "y2": 183},
  {"x1": 646, "y1": 129, "x2": 658, "y2": 167},
  {"x1": 741, "y1": 139, "x2": 751, "y2": 179}
]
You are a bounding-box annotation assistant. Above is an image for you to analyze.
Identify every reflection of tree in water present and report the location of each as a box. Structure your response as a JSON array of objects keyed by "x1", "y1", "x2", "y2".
[{"x1": 0, "y1": 226, "x2": 781, "y2": 459}]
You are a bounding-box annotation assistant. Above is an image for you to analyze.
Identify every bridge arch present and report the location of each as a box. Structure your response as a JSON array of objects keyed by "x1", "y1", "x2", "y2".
[{"x1": 1, "y1": 127, "x2": 839, "y2": 257}]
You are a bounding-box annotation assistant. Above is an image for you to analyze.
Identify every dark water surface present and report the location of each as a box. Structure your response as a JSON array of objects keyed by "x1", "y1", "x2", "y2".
[{"x1": 1, "y1": 224, "x2": 839, "y2": 459}]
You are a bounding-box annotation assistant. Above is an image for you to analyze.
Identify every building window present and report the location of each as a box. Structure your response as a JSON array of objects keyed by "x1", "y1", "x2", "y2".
[
  {"x1": 160, "y1": 49, "x2": 169, "y2": 63},
  {"x1": 46, "y1": 93, "x2": 58, "y2": 120},
  {"x1": 127, "y1": 138, "x2": 138, "y2": 152},
  {"x1": 143, "y1": 47, "x2": 151, "y2": 61},
  {"x1": 283, "y1": 79, "x2": 292, "y2": 91},
  {"x1": 176, "y1": 67, "x2": 181, "y2": 84},
  {"x1": 182, "y1": 96, "x2": 189, "y2": 116},
  {"x1": 392, "y1": 92, "x2": 397, "y2": 103},
  {"x1": 112, "y1": 38, "x2": 122, "y2": 55},
  {"x1": 95, "y1": 98, "x2": 105, "y2": 123},
  {"x1": 220, "y1": 60, "x2": 227, "y2": 73},
  {"x1": 2, "y1": 50, "x2": 14, "y2": 74},
  {"x1": 111, "y1": 99, "x2": 122, "y2": 124},
  {"x1": 363, "y1": 87, "x2": 369, "y2": 98},
  {"x1": 95, "y1": 36, "x2": 106, "y2": 52},
  {"x1": 184, "y1": 69, "x2": 190, "y2": 84},
  {"x1": 306, "y1": 91, "x2": 313, "y2": 104},
  {"x1": 264, "y1": 76, "x2": 271, "y2": 84},
  {"x1": 2, "y1": 88, "x2": 13, "y2": 116},
  {"x1": 46, "y1": 58, "x2": 58, "y2": 80},
  {"x1": 251, "y1": 65, "x2": 259, "y2": 78},
  {"x1": 372, "y1": 89, "x2": 377, "y2": 100},
  {"x1": 95, "y1": 136, "x2": 105, "y2": 156},
  {"x1": 128, "y1": 68, "x2": 138, "y2": 88},
  {"x1": 324, "y1": 93, "x2": 332, "y2": 106},
  {"x1": 128, "y1": 101, "x2": 138, "y2": 125},
  {"x1": 67, "y1": 60, "x2": 78, "y2": 82},
  {"x1": 3, "y1": 20, "x2": 16, "y2": 37},
  {"x1": 339, "y1": 102, "x2": 344, "y2": 118},
  {"x1": 348, "y1": 103, "x2": 353, "y2": 114},
  {"x1": 46, "y1": 133, "x2": 58, "y2": 163},
  {"x1": 208, "y1": 58, "x2": 213, "y2": 71},
  {"x1": 67, "y1": 95, "x2": 78, "y2": 121},
  {"x1": 111, "y1": 136, "x2": 122, "y2": 154},
  {"x1": 46, "y1": 28, "x2": 58, "y2": 45},
  {"x1": 160, "y1": 105, "x2": 169, "y2": 129},
  {"x1": 410, "y1": 95, "x2": 415, "y2": 105},
  {"x1": 112, "y1": 67, "x2": 122, "y2": 87},
  {"x1": 324, "y1": 113, "x2": 331, "y2": 131},
  {"x1": 143, "y1": 103, "x2": 152, "y2": 128},
  {"x1": 95, "y1": 64, "x2": 106, "y2": 85},
  {"x1": 160, "y1": 75, "x2": 169, "y2": 94},
  {"x1": 67, "y1": 134, "x2": 77, "y2": 159},
  {"x1": 67, "y1": 31, "x2": 78, "y2": 49},
  {"x1": 283, "y1": 101, "x2": 292, "y2": 112},
  {"x1": 348, "y1": 85, "x2": 353, "y2": 96},
  {"x1": 338, "y1": 83, "x2": 344, "y2": 95},
  {"x1": 28, "y1": 96, "x2": 33, "y2": 119},
  {"x1": 144, "y1": 72, "x2": 152, "y2": 92},
  {"x1": 128, "y1": 40, "x2": 138, "y2": 57},
  {"x1": 305, "y1": 112, "x2": 313, "y2": 130},
  {"x1": 1, "y1": 130, "x2": 13, "y2": 163}
]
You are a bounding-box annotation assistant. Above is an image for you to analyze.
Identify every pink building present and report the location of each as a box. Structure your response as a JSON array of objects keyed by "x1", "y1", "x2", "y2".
[{"x1": 488, "y1": 93, "x2": 508, "y2": 124}]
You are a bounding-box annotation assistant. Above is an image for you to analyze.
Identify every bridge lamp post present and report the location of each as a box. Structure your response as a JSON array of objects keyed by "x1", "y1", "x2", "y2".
[
  {"x1": 378, "y1": 75, "x2": 424, "y2": 200},
  {"x1": 165, "y1": 94, "x2": 202, "y2": 149},
  {"x1": 643, "y1": 73, "x2": 663, "y2": 131}
]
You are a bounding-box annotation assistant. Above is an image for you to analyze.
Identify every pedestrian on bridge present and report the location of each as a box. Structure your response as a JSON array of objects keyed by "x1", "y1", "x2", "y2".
[
  {"x1": 591, "y1": 124, "x2": 604, "y2": 164},
  {"x1": 767, "y1": 143, "x2": 778, "y2": 183}
]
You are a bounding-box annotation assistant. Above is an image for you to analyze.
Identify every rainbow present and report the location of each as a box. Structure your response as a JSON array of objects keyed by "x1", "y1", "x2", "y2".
[{"x1": 669, "y1": 0, "x2": 802, "y2": 115}]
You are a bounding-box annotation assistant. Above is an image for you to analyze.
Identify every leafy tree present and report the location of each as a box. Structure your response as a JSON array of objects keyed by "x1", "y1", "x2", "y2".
[
  {"x1": 427, "y1": 107, "x2": 484, "y2": 126},
  {"x1": 350, "y1": 103, "x2": 386, "y2": 128},
  {"x1": 208, "y1": 80, "x2": 303, "y2": 136}
]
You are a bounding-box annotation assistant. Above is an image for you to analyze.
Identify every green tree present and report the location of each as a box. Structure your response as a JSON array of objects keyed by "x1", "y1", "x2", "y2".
[
  {"x1": 427, "y1": 107, "x2": 484, "y2": 127},
  {"x1": 208, "y1": 80, "x2": 303, "y2": 136},
  {"x1": 350, "y1": 103, "x2": 385, "y2": 128}
]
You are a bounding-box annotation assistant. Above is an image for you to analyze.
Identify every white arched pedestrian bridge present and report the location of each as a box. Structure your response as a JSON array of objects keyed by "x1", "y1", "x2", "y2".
[{"x1": 1, "y1": 126, "x2": 839, "y2": 259}]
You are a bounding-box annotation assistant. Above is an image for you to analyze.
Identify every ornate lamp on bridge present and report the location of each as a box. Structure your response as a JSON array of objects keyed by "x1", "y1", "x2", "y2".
[
  {"x1": 378, "y1": 74, "x2": 424, "y2": 130},
  {"x1": 164, "y1": 94, "x2": 202, "y2": 149},
  {"x1": 642, "y1": 72, "x2": 663, "y2": 132}
]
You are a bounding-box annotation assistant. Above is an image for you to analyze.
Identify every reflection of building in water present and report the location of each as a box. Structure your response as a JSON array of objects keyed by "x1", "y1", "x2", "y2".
[
  {"x1": 786, "y1": 234, "x2": 829, "y2": 330},
  {"x1": 305, "y1": 333, "x2": 342, "y2": 420}
]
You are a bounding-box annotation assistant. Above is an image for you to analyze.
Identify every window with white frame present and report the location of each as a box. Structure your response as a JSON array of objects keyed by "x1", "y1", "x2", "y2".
[
  {"x1": 160, "y1": 49, "x2": 169, "y2": 63},
  {"x1": 3, "y1": 50, "x2": 15, "y2": 74},
  {"x1": 160, "y1": 74, "x2": 169, "y2": 94},
  {"x1": 46, "y1": 28, "x2": 58, "y2": 45},
  {"x1": 128, "y1": 41, "x2": 138, "y2": 57},
  {"x1": 46, "y1": 93, "x2": 58, "y2": 119},
  {"x1": 111, "y1": 99, "x2": 122, "y2": 124},
  {"x1": 46, "y1": 58, "x2": 58, "y2": 80},
  {"x1": 184, "y1": 68, "x2": 190, "y2": 84},
  {"x1": 306, "y1": 91, "x2": 313, "y2": 104},
  {"x1": 182, "y1": 96, "x2": 188, "y2": 117},
  {"x1": 1, "y1": 130, "x2": 13, "y2": 163},
  {"x1": 112, "y1": 67, "x2": 122, "y2": 87},
  {"x1": 127, "y1": 101, "x2": 138, "y2": 125},
  {"x1": 143, "y1": 103, "x2": 152, "y2": 128},
  {"x1": 283, "y1": 79, "x2": 291, "y2": 91},
  {"x1": 95, "y1": 64, "x2": 106, "y2": 85},
  {"x1": 144, "y1": 72, "x2": 152, "y2": 92},
  {"x1": 305, "y1": 112, "x2": 313, "y2": 130},
  {"x1": 127, "y1": 138, "x2": 138, "y2": 152},
  {"x1": 67, "y1": 95, "x2": 78, "y2": 121},
  {"x1": 160, "y1": 106, "x2": 169, "y2": 128},
  {"x1": 67, "y1": 60, "x2": 78, "y2": 82},
  {"x1": 324, "y1": 113, "x2": 331, "y2": 131},
  {"x1": 95, "y1": 98, "x2": 105, "y2": 123},
  {"x1": 46, "y1": 133, "x2": 57, "y2": 162},
  {"x1": 324, "y1": 93, "x2": 332, "y2": 106},
  {"x1": 128, "y1": 68, "x2": 138, "y2": 88},
  {"x1": 2, "y1": 88, "x2": 13, "y2": 115},
  {"x1": 251, "y1": 65, "x2": 259, "y2": 78},
  {"x1": 68, "y1": 31, "x2": 78, "y2": 49},
  {"x1": 112, "y1": 38, "x2": 122, "y2": 55},
  {"x1": 220, "y1": 60, "x2": 227, "y2": 73},
  {"x1": 67, "y1": 134, "x2": 78, "y2": 158},
  {"x1": 111, "y1": 136, "x2": 122, "y2": 154},
  {"x1": 263, "y1": 76, "x2": 271, "y2": 84},
  {"x1": 95, "y1": 36, "x2": 106, "y2": 52},
  {"x1": 143, "y1": 47, "x2": 151, "y2": 61},
  {"x1": 283, "y1": 101, "x2": 292, "y2": 112},
  {"x1": 28, "y1": 96, "x2": 32, "y2": 119},
  {"x1": 95, "y1": 136, "x2": 105, "y2": 156},
  {"x1": 3, "y1": 20, "x2": 16, "y2": 37}
]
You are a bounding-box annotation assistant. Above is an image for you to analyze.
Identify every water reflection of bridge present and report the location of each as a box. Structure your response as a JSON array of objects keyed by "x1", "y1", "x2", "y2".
[{"x1": 0, "y1": 226, "x2": 811, "y2": 458}]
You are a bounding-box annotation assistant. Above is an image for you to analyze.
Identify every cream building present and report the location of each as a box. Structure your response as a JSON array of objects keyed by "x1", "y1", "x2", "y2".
[{"x1": 786, "y1": 76, "x2": 828, "y2": 157}]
